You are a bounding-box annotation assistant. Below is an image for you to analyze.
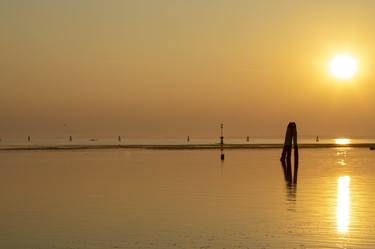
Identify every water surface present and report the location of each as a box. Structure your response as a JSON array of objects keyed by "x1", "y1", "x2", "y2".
[{"x1": 1, "y1": 148, "x2": 375, "y2": 248}]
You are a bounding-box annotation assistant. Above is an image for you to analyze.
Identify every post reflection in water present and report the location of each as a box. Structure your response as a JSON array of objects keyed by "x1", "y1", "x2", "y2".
[
  {"x1": 280, "y1": 157, "x2": 298, "y2": 205},
  {"x1": 337, "y1": 176, "x2": 351, "y2": 233}
]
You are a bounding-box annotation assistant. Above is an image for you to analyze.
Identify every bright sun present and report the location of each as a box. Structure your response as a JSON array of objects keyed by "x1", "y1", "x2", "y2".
[{"x1": 329, "y1": 54, "x2": 358, "y2": 80}]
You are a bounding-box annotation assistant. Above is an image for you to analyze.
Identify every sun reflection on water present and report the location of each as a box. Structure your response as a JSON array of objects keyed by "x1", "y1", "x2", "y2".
[{"x1": 337, "y1": 176, "x2": 350, "y2": 233}]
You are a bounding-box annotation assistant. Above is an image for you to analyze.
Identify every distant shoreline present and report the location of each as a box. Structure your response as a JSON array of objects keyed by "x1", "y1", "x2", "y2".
[{"x1": 1, "y1": 143, "x2": 375, "y2": 151}]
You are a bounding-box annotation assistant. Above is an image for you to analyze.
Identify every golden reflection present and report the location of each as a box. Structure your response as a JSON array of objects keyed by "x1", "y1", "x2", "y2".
[
  {"x1": 335, "y1": 138, "x2": 351, "y2": 145},
  {"x1": 337, "y1": 176, "x2": 350, "y2": 233}
]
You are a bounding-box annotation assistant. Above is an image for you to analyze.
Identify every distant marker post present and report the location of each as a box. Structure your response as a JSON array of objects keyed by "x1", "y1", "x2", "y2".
[{"x1": 220, "y1": 123, "x2": 224, "y2": 160}]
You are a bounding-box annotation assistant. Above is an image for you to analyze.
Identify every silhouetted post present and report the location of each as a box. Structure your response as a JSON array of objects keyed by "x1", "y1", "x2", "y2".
[
  {"x1": 293, "y1": 126, "x2": 298, "y2": 168},
  {"x1": 28, "y1": 136, "x2": 31, "y2": 142},
  {"x1": 118, "y1": 136, "x2": 121, "y2": 142},
  {"x1": 220, "y1": 123, "x2": 224, "y2": 160},
  {"x1": 246, "y1": 136, "x2": 250, "y2": 142},
  {"x1": 187, "y1": 136, "x2": 190, "y2": 142},
  {"x1": 69, "y1": 136, "x2": 72, "y2": 142},
  {"x1": 293, "y1": 160, "x2": 299, "y2": 184},
  {"x1": 280, "y1": 122, "x2": 298, "y2": 183},
  {"x1": 220, "y1": 123, "x2": 224, "y2": 146},
  {"x1": 281, "y1": 158, "x2": 292, "y2": 182},
  {"x1": 316, "y1": 136, "x2": 319, "y2": 142}
]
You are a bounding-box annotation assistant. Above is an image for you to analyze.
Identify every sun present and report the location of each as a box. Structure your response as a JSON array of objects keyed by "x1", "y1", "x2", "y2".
[{"x1": 329, "y1": 54, "x2": 358, "y2": 80}]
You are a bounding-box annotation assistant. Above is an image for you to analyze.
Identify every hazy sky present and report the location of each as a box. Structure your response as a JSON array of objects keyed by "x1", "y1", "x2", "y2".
[{"x1": 1, "y1": 0, "x2": 375, "y2": 138}]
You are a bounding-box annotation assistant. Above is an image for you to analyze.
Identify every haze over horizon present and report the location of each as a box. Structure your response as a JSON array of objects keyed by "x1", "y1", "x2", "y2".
[{"x1": 1, "y1": 0, "x2": 375, "y2": 138}]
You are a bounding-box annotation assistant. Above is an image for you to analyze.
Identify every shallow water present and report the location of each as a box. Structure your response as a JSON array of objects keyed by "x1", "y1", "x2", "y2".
[{"x1": 1, "y1": 148, "x2": 375, "y2": 249}]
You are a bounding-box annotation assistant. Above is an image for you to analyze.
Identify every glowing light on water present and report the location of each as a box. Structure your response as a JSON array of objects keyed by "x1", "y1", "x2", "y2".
[
  {"x1": 335, "y1": 138, "x2": 351, "y2": 145},
  {"x1": 337, "y1": 176, "x2": 350, "y2": 233},
  {"x1": 337, "y1": 159, "x2": 346, "y2": 166}
]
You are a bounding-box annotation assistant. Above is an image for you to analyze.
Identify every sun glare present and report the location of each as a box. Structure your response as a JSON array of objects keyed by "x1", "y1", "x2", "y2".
[
  {"x1": 329, "y1": 54, "x2": 358, "y2": 80},
  {"x1": 335, "y1": 138, "x2": 351, "y2": 145}
]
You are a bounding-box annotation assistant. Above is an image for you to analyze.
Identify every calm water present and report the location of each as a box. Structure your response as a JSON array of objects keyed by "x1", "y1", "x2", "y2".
[{"x1": 1, "y1": 148, "x2": 375, "y2": 248}]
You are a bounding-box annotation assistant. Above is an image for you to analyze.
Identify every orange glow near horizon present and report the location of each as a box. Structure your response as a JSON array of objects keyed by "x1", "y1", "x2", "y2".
[{"x1": 335, "y1": 138, "x2": 351, "y2": 145}]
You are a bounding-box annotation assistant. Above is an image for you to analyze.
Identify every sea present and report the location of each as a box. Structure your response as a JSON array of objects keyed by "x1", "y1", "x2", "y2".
[{"x1": 1, "y1": 138, "x2": 375, "y2": 248}]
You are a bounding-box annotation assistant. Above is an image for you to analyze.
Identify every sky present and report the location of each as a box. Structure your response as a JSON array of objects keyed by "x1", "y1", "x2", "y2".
[{"x1": 1, "y1": 0, "x2": 375, "y2": 138}]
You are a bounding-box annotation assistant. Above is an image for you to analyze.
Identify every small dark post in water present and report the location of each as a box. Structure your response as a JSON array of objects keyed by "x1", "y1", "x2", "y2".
[
  {"x1": 118, "y1": 136, "x2": 121, "y2": 142},
  {"x1": 28, "y1": 136, "x2": 31, "y2": 142},
  {"x1": 220, "y1": 123, "x2": 224, "y2": 160},
  {"x1": 316, "y1": 136, "x2": 319, "y2": 142},
  {"x1": 187, "y1": 136, "x2": 190, "y2": 142},
  {"x1": 280, "y1": 122, "x2": 299, "y2": 184},
  {"x1": 220, "y1": 123, "x2": 224, "y2": 146},
  {"x1": 69, "y1": 136, "x2": 72, "y2": 142},
  {"x1": 246, "y1": 136, "x2": 250, "y2": 142}
]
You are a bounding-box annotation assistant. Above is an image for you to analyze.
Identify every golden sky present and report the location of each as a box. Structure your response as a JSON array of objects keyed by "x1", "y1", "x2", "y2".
[{"x1": 1, "y1": 0, "x2": 375, "y2": 138}]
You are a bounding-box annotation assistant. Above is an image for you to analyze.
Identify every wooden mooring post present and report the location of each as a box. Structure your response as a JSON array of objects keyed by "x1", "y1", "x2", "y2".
[
  {"x1": 220, "y1": 123, "x2": 224, "y2": 160},
  {"x1": 280, "y1": 122, "x2": 299, "y2": 183}
]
